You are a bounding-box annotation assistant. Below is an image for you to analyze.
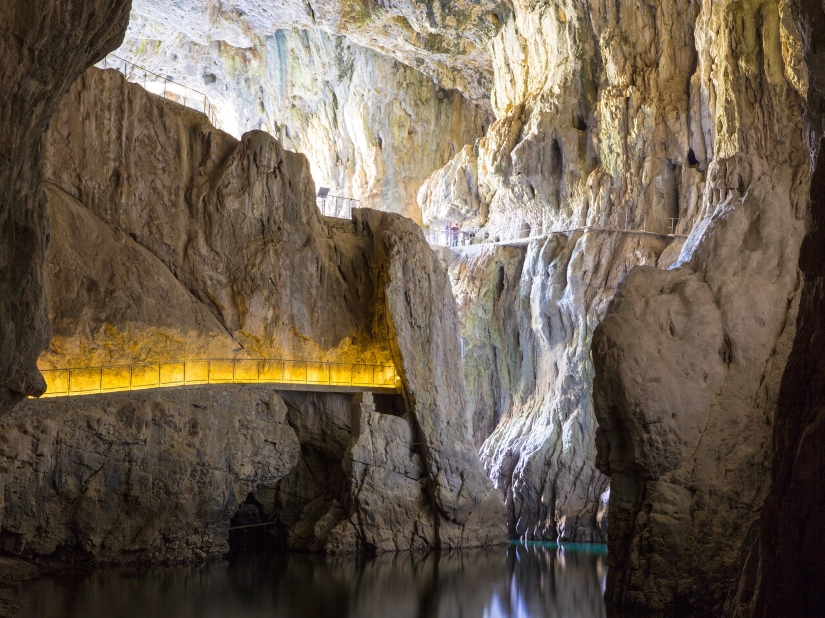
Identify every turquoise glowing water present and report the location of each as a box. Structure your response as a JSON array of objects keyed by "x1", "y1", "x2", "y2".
[{"x1": 16, "y1": 542, "x2": 607, "y2": 617}]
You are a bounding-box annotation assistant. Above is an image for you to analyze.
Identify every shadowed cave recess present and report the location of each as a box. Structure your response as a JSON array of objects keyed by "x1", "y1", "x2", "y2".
[{"x1": 0, "y1": 0, "x2": 823, "y2": 616}]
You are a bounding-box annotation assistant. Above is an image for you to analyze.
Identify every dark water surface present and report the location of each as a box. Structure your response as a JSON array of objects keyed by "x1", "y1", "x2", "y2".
[{"x1": 17, "y1": 542, "x2": 607, "y2": 618}]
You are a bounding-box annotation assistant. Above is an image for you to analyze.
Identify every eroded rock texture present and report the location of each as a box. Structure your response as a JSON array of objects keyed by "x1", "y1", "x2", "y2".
[
  {"x1": 726, "y1": 4, "x2": 825, "y2": 614},
  {"x1": 26, "y1": 65, "x2": 505, "y2": 556},
  {"x1": 125, "y1": 0, "x2": 505, "y2": 107},
  {"x1": 591, "y1": 0, "x2": 810, "y2": 613},
  {"x1": 0, "y1": 386, "x2": 299, "y2": 563},
  {"x1": 271, "y1": 391, "x2": 438, "y2": 553},
  {"x1": 0, "y1": 0, "x2": 131, "y2": 412},
  {"x1": 355, "y1": 210, "x2": 508, "y2": 548},
  {"x1": 42, "y1": 183, "x2": 238, "y2": 368},
  {"x1": 115, "y1": 19, "x2": 490, "y2": 220},
  {"x1": 451, "y1": 231, "x2": 678, "y2": 543},
  {"x1": 42, "y1": 66, "x2": 393, "y2": 369}
]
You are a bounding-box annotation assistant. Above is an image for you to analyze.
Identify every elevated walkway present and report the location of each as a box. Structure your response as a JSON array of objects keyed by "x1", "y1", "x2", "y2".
[
  {"x1": 429, "y1": 225, "x2": 689, "y2": 250},
  {"x1": 38, "y1": 359, "x2": 399, "y2": 398}
]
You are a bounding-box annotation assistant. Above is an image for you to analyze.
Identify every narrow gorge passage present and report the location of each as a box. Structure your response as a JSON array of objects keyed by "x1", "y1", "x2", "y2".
[{"x1": 0, "y1": 0, "x2": 823, "y2": 616}]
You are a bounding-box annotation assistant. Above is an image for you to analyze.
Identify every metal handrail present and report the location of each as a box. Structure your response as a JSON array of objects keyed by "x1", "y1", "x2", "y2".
[
  {"x1": 98, "y1": 53, "x2": 223, "y2": 130},
  {"x1": 426, "y1": 220, "x2": 689, "y2": 248},
  {"x1": 37, "y1": 358, "x2": 398, "y2": 398},
  {"x1": 317, "y1": 195, "x2": 359, "y2": 219}
]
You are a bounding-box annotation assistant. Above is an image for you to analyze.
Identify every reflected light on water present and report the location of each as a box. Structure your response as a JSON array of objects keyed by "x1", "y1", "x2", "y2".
[{"x1": 17, "y1": 542, "x2": 607, "y2": 618}]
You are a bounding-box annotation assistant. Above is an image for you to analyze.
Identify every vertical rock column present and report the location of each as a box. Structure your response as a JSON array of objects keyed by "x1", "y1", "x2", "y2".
[
  {"x1": 329, "y1": 392, "x2": 437, "y2": 552},
  {"x1": 0, "y1": 0, "x2": 132, "y2": 411},
  {"x1": 591, "y1": 0, "x2": 812, "y2": 610},
  {"x1": 354, "y1": 209, "x2": 508, "y2": 548},
  {"x1": 731, "y1": 1, "x2": 825, "y2": 611}
]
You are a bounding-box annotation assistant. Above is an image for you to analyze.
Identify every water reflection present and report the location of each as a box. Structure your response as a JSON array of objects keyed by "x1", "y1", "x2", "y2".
[{"x1": 18, "y1": 542, "x2": 606, "y2": 618}]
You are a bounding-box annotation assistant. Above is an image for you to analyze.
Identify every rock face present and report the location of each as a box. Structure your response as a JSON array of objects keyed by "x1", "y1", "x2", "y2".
[
  {"x1": 725, "y1": 8, "x2": 825, "y2": 614},
  {"x1": 43, "y1": 66, "x2": 393, "y2": 369},
  {"x1": 418, "y1": 144, "x2": 485, "y2": 229},
  {"x1": 0, "y1": 386, "x2": 300, "y2": 563},
  {"x1": 237, "y1": 385, "x2": 499, "y2": 554},
  {"x1": 337, "y1": 393, "x2": 437, "y2": 552},
  {"x1": 29, "y1": 65, "x2": 506, "y2": 556},
  {"x1": 0, "y1": 0, "x2": 131, "y2": 412},
  {"x1": 354, "y1": 209, "x2": 508, "y2": 548},
  {"x1": 42, "y1": 183, "x2": 238, "y2": 368},
  {"x1": 125, "y1": 0, "x2": 505, "y2": 108},
  {"x1": 590, "y1": 2, "x2": 810, "y2": 613},
  {"x1": 450, "y1": 231, "x2": 677, "y2": 543},
  {"x1": 115, "y1": 19, "x2": 490, "y2": 221}
]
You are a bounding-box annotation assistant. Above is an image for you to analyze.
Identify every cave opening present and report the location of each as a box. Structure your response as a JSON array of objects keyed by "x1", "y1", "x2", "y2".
[
  {"x1": 687, "y1": 148, "x2": 699, "y2": 166},
  {"x1": 228, "y1": 492, "x2": 281, "y2": 558}
]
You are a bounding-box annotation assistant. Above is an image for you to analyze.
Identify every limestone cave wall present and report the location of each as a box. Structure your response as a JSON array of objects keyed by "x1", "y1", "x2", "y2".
[
  {"x1": 0, "y1": 0, "x2": 132, "y2": 411},
  {"x1": 2, "y1": 0, "x2": 824, "y2": 612},
  {"x1": 114, "y1": 16, "x2": 491, "y2": 221},
  {"x1": 6, "y1": 63, "x2": 505, "y2": 560}
]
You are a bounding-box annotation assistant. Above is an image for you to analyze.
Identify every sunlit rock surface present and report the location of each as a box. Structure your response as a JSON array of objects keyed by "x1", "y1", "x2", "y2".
[
  {"x1": 418, "y1": 144, "x2": 484, "y2": 229},
  {"x1": 451, "y1": 231, "x2": 678, "y2": 543},
  {"x1": 0, "y1": 0, "x2": 131, "y2": 412},
  {"x1": 590, "y1": 0, "x2": 810, "y2": 613},
  {"x1": 126, "y1": 0, "x2": 505, "y2": 107},
  {"x1": 115, "y1": 18, "x2": 490, "y2": 220},
  {"x1": 0, "y1": 386, "x2": 300, "y2": 563}
]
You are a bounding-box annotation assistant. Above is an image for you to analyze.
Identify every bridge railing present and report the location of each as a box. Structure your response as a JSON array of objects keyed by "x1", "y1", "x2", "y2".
[
  {"x1": 38, "y1": 359, "x2": 398, "y2": 398},
  {"x1": 98, "y1": 53, "x2": 224, "y2": 131},
  {"x1": 317, "y1": 195, "x2": 359, "y2": 219}
]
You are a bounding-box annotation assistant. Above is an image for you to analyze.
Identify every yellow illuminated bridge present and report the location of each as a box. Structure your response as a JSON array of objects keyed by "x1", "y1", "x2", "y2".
[{"x1": 39, "y1": 359, "x2": 400, "y2": 398}]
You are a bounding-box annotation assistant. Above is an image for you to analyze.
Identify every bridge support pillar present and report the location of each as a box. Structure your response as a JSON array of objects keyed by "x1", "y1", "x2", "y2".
[{"x1": 350, "y1": 392, "x2": 375, "y2": 435}]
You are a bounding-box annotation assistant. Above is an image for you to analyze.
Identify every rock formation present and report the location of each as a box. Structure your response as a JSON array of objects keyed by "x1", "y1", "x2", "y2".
[
  {"x1": 354, "y1": 209, "x2": 508, "y2": 548},
  {"x1": 41, "y1": 183, "x2": 238, "y2": 369},
  {"x1": 450, "y1": 231, "x2": 680, "y2": 543},
  {"x1": 726, "y1": 4, "x2": 825, "y2": 614},
  {"x1": 125, "y1": 0, "x2": 504, "y2": 108},
  {"x1": 3, "y1": 0, "x2": 825, "y2": 612},
  {"x1": 43, "y1": 66, "x2": 393, "y2": 369},
  {"x1": 590, "y1": 0, "x2": 811, "y2": 613},
  {"x1": 114, "y1": 18, "x2": 491, "y2": 221},
  {"x1": 270, "y1": 391, "x2": 438, "y2": 553},
  {"x1": 5, "y1": 64, "x2": 506, "y2": 560},
  {"x1": 0, "y1": 386, "x2": 300, "y2": 563},
  {"x1": 0, "y1": 0, "x2": 132, "y2": 412}
]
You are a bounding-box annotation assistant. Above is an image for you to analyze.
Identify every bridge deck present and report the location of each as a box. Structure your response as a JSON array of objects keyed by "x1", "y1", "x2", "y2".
[{"x1": 37, "y1": 359, "x2": 399, "y2": 398}]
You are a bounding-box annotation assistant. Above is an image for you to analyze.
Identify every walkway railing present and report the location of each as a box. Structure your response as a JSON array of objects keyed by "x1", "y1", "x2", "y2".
[
  {"x1": 317, "y1": 194, "x2": 359, "y2": 219},
  {"x1": 426, "y1": 230, "x2": 476, "y2": 247},
  {"x1": 98, "y1": 53, "x2": 223, "y2": 131},
  {"x1": 426, "y1": 219, "x2": 688, "y2": 248},
  {"x1": 39, "y1": 359, "x2": 398, "y2": 398}
]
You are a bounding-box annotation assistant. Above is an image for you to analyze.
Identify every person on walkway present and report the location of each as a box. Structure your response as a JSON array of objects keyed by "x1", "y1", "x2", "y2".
[{"x1": 450, "y1": 224, "x2": 459, "y2": 247}]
